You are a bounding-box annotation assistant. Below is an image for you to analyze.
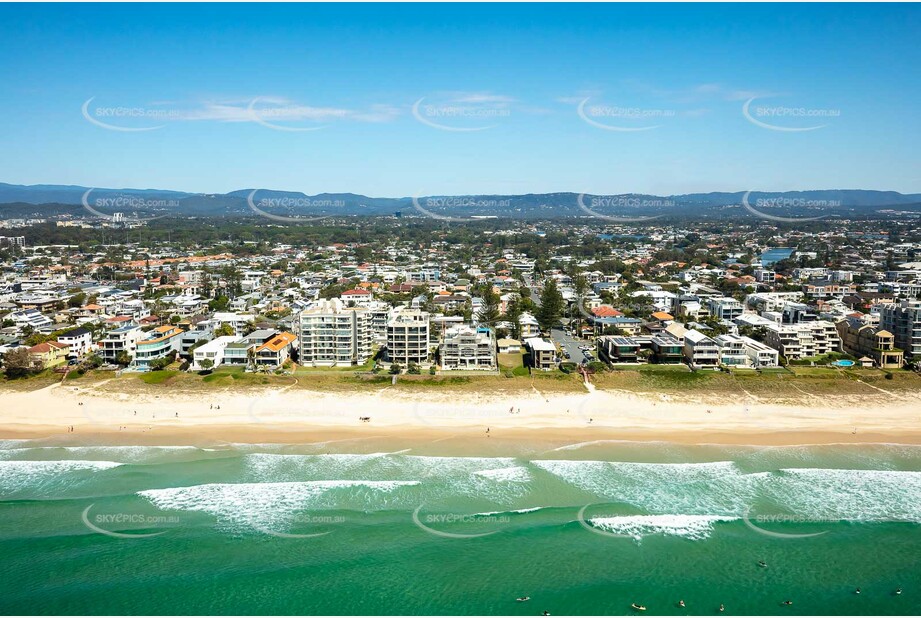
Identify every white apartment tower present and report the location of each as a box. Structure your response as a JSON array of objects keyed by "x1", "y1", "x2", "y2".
[
  {"x1": 298, "y1": 299, "x2": 372, "y2": 366},
  {"x1": 386, "y1": 308, "x2": 431, "y2": 365}
]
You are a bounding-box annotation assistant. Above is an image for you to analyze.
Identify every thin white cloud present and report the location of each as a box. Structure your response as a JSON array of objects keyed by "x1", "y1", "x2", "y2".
[
  {"x1": 170, "y1": 97, "x2": 399, "y2": 124},
  {"x1": 448, "y1": 92, "x2": 515, "y2": 105}
]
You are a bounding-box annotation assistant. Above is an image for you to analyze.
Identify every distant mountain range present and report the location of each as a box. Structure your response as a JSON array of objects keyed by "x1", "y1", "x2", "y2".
[{"x1": 1, "y1": 182, "x2": 920, "y2": 220}]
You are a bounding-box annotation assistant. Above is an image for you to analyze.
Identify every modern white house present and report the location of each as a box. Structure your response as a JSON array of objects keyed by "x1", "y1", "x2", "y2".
[
  {"x1": 132, "y1": 325, "x2": 184, "y2": 370},
  {"x1": 191, "y1": 336, "x2": 240, "y2": 370},
  {"x1": 741, "y1": 336, "x2": 780, "y2": 367},
  {"x1": 10, "y1": 308, "x2": 53, "y2": 330},
  {"x1": 714, "y1": 334, "x2": 751, "y2": 366},
  {"x1": 57, "y1": 327, "x2": 93, "y2": 359},
  {"x1": 707, "y1": 297, "x2": 744, "y2": 321},
  {"x1": 439, "y1": 325, "x2": 497, "y2": 371},
  {"x1": 683, "y1": 329, "x2": 720, "y2": 367},
  {"x1": 98, "y1": 324, "x2": 144, "y2": 364},
  {"x1": 209, "y1": 312, "x2": 252, "y2": 337}
]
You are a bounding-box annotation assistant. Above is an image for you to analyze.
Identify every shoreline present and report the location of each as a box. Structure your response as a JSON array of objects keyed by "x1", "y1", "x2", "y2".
[{"x1": 2, "y1": 381, "x2": 920, "y2": 448}]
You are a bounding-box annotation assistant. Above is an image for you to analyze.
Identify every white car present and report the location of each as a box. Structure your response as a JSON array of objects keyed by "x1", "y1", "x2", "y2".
[{"x1": 578, "y1": 345, "x2": 592, "y2": 351}]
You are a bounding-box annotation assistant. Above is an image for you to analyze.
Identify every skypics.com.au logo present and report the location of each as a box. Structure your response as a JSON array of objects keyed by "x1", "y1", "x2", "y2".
[
  {"x1": 741, "y1": 191, "x2": 838, "y2": 222},
  {"x1": 411, "y1": 194, "x2": 510, "y2": 222},
  {"x1": 246, "y1": 190, "x2": 340, "y2": 223},
  {"x1": 81, "y1": 504, "x2": 177, "y2": 539},
  {"x1": 412, "y1": 93, "x2": 513, "y2": 132},
  {"x1": 81, "y1": 189, "x2": 175, "y2": 222},
  {"x1": 81, "y1": 98, "x2": 180, "y2": 132},
  {"x1": 742, "y1": 97, "x2": 840, "y2": 132},
  {"x1": 577, "y1": 194, "x2": 667, "y2": 222},
  {"x1": 577, "y1": 97, "x2": 675, "y2": 132}
]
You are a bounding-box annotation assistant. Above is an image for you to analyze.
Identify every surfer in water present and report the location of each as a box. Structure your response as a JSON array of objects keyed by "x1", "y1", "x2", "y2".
[
  {"x1": 758, "y1": 560, "x2": 767, "y2": 568},
  {"x1": 678, "y1": 600, "x2": 686, "y2": 608}
]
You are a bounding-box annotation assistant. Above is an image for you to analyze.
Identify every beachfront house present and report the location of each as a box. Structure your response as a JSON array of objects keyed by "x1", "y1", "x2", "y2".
[
  {"x1": 683, "y1": 329, "x2": 720, "y2": 367},
  {"x1": 98, "y1": 324, "x2": 144, "y2": 365},
  {"x1": 597, "y1": 335, "x2": 640, "y2": 363},
  {"x1": 133, "y1": 325, "x2": 184, "y2": 370},
  {"x1": 439, "y1": 325, "x2": 497, "y2": 371},
  {"x1": 497, "y1": 338, "x2": 522, "y2": 354},
  {"x1": 191, "y1": 336, "x2": 240, "y2": 370},
  {"x1": 836, "y1": 317, "x2": 904, "y2": 369},
  {"x1": 253, "y1": 332, "x2": 298, "y2": 369},
  {"x1": 524, "y1": 337, "x2": 556, "y2": 371},
  {"x1": 28, "y1": 340, "x2": 69, "y2": 368},
  {"x1": 56, "y1": 327, "x2": 93, "y2": 359},
  {"x1": 650, "y1": 334, "x2": 684, "y2": 364}
]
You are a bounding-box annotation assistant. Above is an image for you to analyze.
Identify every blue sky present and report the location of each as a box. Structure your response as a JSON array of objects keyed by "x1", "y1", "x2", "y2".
[{"x1": 1, "y1": 3, "x2": 919, "y2": 197}]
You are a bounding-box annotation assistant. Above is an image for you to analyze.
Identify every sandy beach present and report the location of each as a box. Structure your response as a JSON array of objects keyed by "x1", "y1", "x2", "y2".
[{"x1": 2, "y1": 380, "x2": 920, "y2": 447}]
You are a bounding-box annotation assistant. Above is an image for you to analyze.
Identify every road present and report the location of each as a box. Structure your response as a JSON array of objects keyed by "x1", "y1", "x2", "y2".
[
  {"x1": 526, "y1": 274, "x2": 591, "y2": 364},
  {"x1": 550, "y1": 325, "x2": 591, "y2": 364}
]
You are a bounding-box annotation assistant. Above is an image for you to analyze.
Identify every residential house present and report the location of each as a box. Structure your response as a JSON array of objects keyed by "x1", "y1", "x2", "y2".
[
  {"x1": 98, "y1": 324, "x2": 144, "y2": 365},
  {"x1": 524, "y1": 337, "x2": 556, "y2": 371},
  {"x1": 683, "y1": 329, "x2": 720, "y2": 367},
  {"x1": 191, "y1": 336, "x2": 240, "y2": 370},
  {"x1": 133, "y1": 325, "x2": 184, "y2": 370},
  {"x1": 28, "y1": 340, "x2": 69, "y2": 368},
  {"x1": 519, "y1": 312, "x2": 540, "y2": 338},
  {"x1": 836, "y1": 317, "x2": 904, "y2": 368},
  {"x1": 57, "y1": 327, "x2": 93, "y2": 359},
  {"x1": 439, "y1": 325, "x2": 497, "y2": 371},
  {"x1": 597, "y1": 336, "x2": 640, "y2": 363},
  {"x1": 650, "y1": 333, "x2": 684, "y2": 364},
  {"x1": 497, "y1": 338, "x2": 522, "y2": 354},
  {"x1": 253, "y1": 332, "x2": 298, "y2": 369}
]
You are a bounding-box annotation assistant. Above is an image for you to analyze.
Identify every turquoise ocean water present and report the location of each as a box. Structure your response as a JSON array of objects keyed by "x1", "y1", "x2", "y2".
[{"x1": 1, "y1": 438, "x2": 919, "y2": 615}]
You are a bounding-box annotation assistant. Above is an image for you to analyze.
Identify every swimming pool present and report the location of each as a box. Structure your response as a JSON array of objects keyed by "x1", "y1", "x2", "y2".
[{"x1": 834, "y1": 359, "x2": 855, "y2": 367}]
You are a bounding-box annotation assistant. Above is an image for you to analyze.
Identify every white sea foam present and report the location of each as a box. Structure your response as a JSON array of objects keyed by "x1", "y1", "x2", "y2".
[
  {"x1": 588, "y1": 514, "x2": 738, "y2": 541},
  {"x1": 243, "y1": 453, "x2": 529, "y2": 501},
  {"x1": 473, "y1": 466, "x2": 531, "y2": 483},
  {"x1": 0, "y1": 460, "x2": 123, "y2": 496},
  {"x1": 475, "y1": 506, "x2": 546, "y2": 516},
  {"x1": 139, "y1": 480, "x2": 420, "y2": 532},
  {"x1": 762, "y1": 468, "x2": 921, "y2": 523},
  {"x1": 532, "y1": 459, "x2": 753, "y2": 515}
]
